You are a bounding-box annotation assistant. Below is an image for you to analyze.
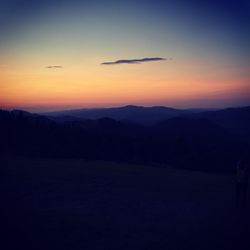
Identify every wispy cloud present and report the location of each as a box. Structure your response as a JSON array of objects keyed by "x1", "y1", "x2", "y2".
[
  {"x1": 101, "y1": 57, "x2": 167, "y2": 65},
  {"x1": 46, "y1": 65, "x2": 63, "y2": 69}
]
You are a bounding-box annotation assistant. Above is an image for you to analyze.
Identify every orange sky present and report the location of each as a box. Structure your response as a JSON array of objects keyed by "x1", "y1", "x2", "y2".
[
  {"x1": 1, "y1": 55, "x2": 249, "y2": 111},
  {"x1": 1, "y1": 0, "x2": 249, "y2": 111}
]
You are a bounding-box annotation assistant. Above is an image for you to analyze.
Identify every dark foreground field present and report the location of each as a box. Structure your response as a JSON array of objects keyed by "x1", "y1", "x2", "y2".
[{"x1": 1, "y1": 156, "x2": 249, "y2": 250}]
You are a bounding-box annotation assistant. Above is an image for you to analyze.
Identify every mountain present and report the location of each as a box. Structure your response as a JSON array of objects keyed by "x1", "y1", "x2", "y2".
[
  {"x1": 43, "y1": 105, "x2": 250, "y2": 142},
  {"x1": 43, "y1": 105, "x2": 191, "y2": 125},
  {"x1": 191, "y1": 107, "x2": 250, "y2": 141},
  {"x1": 1, "y1": 108, "x2": 249, "y2": 172}
]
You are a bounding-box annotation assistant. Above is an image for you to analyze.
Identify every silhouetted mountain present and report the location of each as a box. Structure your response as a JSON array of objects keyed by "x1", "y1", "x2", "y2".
[
  {"x1": 153, "y1": 117, "x2": 245, "y2": 169},
  {"x1": 155, "y1": 117, "x2": 230, "y2": 141},
  {"x1": 1, "y1": 108, "x2": 249, "y2": 171},
  {"x1": 47, "y1": 115, "x2": 87, "y2": 123},
  {"x1": 190, "y1": 107, "x2": 250, "y2": 141},
  {"x1": 43, "y1": 105, "x2": 250, "y2": 142},
  {"x1": 43, "y1": 105, "x2": 191, "y2": 125}
]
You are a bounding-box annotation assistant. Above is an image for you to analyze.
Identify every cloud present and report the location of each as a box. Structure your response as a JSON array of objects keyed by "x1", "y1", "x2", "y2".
[
  {"x1": 46, "y1": 65, "x2": 63, "y2": 69},
  {"x1": 101, "y1": 57, "x2": 167, "y2": 65}
]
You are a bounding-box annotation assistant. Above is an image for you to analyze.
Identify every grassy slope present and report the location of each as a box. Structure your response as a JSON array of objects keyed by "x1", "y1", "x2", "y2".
[{"x1": 1, "y1": 156, "x2": 249, "y2": 250}]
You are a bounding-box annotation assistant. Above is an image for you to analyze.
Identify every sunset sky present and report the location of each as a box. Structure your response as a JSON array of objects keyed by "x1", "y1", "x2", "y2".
[{"x1": 0, "y1": 0, "x2": 249, "y2": 111}]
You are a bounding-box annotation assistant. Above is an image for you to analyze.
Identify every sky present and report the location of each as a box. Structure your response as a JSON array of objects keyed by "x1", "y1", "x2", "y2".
[{"x1": 0, "y1": 0, "x2": 249, "y2": 111}]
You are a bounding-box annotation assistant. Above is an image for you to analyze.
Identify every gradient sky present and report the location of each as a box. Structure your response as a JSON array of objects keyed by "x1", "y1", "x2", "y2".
[{"x1": 0, "y1": 0, "x2": 249, "y2": 111}]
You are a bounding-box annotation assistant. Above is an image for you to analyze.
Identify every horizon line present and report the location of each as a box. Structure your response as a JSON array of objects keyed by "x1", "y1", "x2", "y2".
[{"x1": 1, "y1": 104, "x2": 250, "y2": 114}]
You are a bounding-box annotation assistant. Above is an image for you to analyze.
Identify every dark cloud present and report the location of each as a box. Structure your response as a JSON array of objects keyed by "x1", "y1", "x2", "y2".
[
  {"x1": 101, "y1": 57, "x2": 167, "y2": 65},
  {"x1": 46, "y1": 65, "x2": 63, "y2": 69}
]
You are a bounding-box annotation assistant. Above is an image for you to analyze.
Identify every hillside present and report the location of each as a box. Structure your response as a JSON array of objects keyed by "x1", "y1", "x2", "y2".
[
  {"x1": 1, "y1": 156, "x2": 249, "y2": 250},
  {"x1": 43, "y1": 106, "x2": 250, "y2": 142},
  {"x1": 1, "y1": 108, "x2": 248, "y2": 171}
]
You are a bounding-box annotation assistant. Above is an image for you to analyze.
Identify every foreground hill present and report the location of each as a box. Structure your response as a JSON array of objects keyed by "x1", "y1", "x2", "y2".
[
  {"x1": 1, "y1": 157, "x2": 249, "y2": 250},
  {"x1": 1, "y1": 109, "x2": 248, "y2": 171}
]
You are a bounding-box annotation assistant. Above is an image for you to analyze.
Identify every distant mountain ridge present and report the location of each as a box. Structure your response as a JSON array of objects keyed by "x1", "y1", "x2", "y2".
[
  {"x1": 190, "y1": 106, "x2": 250, "y2": 141},
  {"x1": 43, "y1": 105, "x2": 250, "y2": 141},
  {"x1": 1, "y1": 107, "x2": 249, "y2": 171},
  {"x1": 43, "y1": 105, "x2": 208, "y2": 125}
]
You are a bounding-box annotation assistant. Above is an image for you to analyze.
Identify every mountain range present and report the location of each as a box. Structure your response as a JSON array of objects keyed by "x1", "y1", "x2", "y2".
[
  {"x1": 43, "y1": 105, "x2": 195, "y2": 124},
  {"x1": 44, "y1": 105, "x2": 250, "y2": 140},
  {"x1": 1, "y1": 105, "x2": 250, "y2": 171}
]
